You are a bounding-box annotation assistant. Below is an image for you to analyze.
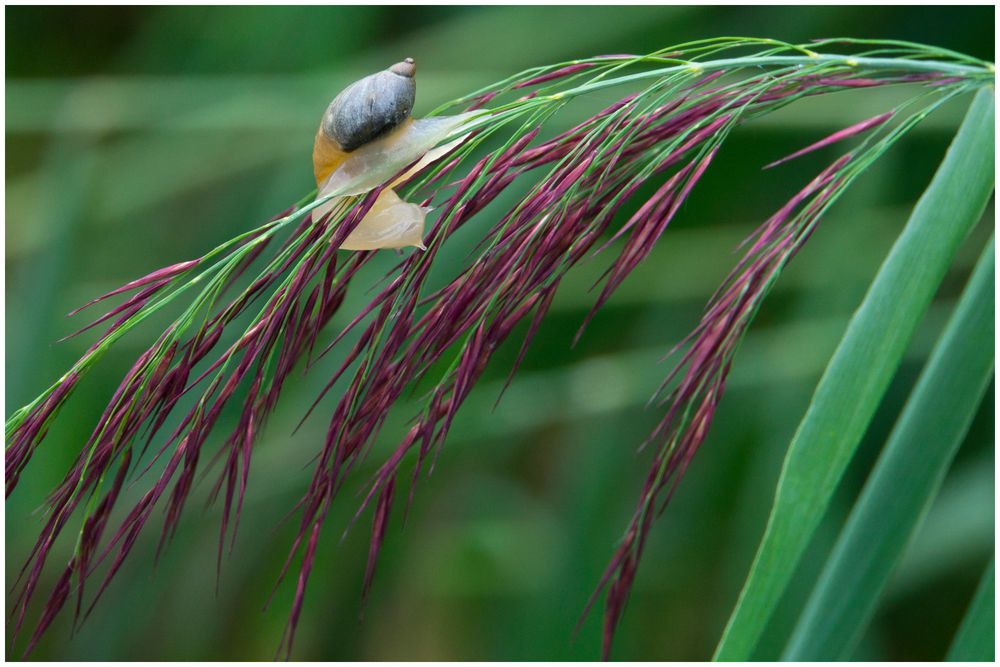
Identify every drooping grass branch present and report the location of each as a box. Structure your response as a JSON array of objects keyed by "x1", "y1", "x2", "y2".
[{"x1": 5, "y1": 37, "x2": 994, "y2": 658}]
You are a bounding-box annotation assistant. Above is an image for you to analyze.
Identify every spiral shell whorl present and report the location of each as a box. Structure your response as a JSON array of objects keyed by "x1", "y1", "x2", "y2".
[{"x1": 322, "y1": 58, "x2": 416, "y2": 152}]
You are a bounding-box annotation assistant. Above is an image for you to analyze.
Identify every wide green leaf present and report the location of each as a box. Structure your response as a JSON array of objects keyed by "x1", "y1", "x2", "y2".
[
  {"x1": 713, "y1": 87, "x2": 996, "y2": 661},
  {"x1": 947, "y1": 557, "x2": 996, "y2": 661},
  {"x1": 782, "y1": 236, "x2": 995, "y2": 660}
]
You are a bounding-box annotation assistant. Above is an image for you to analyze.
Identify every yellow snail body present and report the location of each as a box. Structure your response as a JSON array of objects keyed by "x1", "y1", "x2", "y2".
[
  {"x1": 312, "y1": 58, "x2": 478, "y2": 251},
  {"x1": 338, "y1": 189, "x2": 429, "y2": 251}
]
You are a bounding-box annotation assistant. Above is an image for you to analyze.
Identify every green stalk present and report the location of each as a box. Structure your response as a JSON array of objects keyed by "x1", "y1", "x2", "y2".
[
  {"x1": 454, "y1": 54, "x2": 993, "y2": 136},
  {"x1": 947, "y1": 557, "x2": 996, "y2": 661},
  {"x1": 713, "y1": 87, "x2": 995, "y2": 661},
  {"x1": 782, "y1": 236, "x2": 995, "y2": 660}
]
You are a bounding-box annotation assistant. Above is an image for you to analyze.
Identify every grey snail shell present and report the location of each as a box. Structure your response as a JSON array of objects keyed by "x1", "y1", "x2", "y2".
[{"x1": 321, "y1": 58, "x2": 416, "y2": 152}]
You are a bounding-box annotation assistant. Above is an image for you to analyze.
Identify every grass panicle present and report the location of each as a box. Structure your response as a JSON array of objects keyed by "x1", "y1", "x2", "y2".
[{"x1": 4, "y1": 38, "x2": 994, "y2": 658}]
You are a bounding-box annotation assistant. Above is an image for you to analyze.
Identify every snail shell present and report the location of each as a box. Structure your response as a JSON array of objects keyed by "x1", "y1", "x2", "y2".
[
  {"x1": 313, "y1": 58, "x2": 416, "y2": 186},
  {"x1": 323, "y1": 58, "x2": 416, "y2": 152}
]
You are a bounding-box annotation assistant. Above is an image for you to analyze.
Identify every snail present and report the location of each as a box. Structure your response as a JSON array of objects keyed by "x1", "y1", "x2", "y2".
[{"x1": 311, "y1": 58, "x2": 479, "y2": 251}]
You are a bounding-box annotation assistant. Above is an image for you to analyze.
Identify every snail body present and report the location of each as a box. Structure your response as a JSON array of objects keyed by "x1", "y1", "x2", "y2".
[
  {"x1": 312, "y1": 58, "x2": 478, "y2": 252},
  {"x1": 338, "y1": 189, "x2": 429, "y2": 251}
]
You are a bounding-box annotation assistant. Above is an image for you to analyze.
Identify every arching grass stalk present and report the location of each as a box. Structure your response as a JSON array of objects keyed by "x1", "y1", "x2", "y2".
[{"x1": 5, "y1": 38, "x2": 993, "y2": 658}]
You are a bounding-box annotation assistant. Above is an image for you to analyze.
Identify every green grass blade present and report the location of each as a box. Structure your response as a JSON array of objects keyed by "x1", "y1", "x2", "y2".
[
  {"x1": 782, "y1": 236, "x2": 995, "y2": 660},
  {"x1": 713, "y1": 87, "x2": 996, "y2": 661},
  {"x1": 947, "y1": 557, "x2": 996, "y2": 661}
]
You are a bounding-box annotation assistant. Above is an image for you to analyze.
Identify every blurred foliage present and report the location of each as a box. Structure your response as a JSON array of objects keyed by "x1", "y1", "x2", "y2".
[{"x1": 5, "y1": 5, "x2": 994, "y2": 660}]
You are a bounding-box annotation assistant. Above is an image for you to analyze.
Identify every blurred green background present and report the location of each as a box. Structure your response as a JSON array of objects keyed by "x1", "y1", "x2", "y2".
[{"x1": 5, "y1": 6, "x2": 994, "y2": 661}]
